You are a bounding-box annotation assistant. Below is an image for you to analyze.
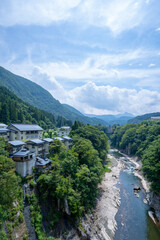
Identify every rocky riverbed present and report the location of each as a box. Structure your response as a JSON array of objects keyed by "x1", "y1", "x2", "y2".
[{"x1": 116, "y1": 149, "x2": 160, "y2": 224}]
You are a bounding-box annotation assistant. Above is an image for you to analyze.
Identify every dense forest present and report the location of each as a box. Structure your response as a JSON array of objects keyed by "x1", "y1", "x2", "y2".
[
  {"x1": 0, "y1": 138, "x2": 25, "y2": 239},
  {"x1": 36, "y1": 125, "x2": 109, "y2": 238},
  {"x1": 110, "y1": 121, "x2": 160, "y2": 193},
  {"x1": 0, "y1": 86, "x2": 72, "y2": 129},
  {"x1": 0, "y1": 124, "x2": 109, "y2": 239}
]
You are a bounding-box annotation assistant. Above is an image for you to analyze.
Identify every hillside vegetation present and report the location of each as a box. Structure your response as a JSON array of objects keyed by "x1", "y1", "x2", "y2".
[
  {"x1": 128, "y1": 112, "x2": 160, "y2": 124},
  {"x1": 0, "y1": 124, "x2": 109, "y2": 239},
  {"x1": 0, "y1": 86, "x2": 71, "y2": 129},
  {"x1": 0, "y1": 66, "x2": 107, "y2": 125},
  {"x1": 111, "y1": 121, "x2": 160, "y2": 193}
]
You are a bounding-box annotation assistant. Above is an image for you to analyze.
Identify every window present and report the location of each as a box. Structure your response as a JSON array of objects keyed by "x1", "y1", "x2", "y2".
[{"x1": 21, "y1": 136, "x2": 23, "y2": 140}]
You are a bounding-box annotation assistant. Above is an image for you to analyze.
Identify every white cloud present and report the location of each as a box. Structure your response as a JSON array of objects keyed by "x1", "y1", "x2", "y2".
[
  {"x1": 37, "y1": 49, "x2": 156, "y2": 81},
  {"x1": 2, "y1": 60, "x2": 160, "y2": 115},
  {"x1": 156, "y1": 27, "x2": 160, "y2": 31},
  {"x1": 76, "y1": 0, "x2": 147, "y2": 34},
  {"x1": 0, "y1": 0, "x2": 150, "y2": 34},
  {"x1": 148, "y1": 63, "x2": 155, "y2": 67},
  {"x1": 64, "y1": 82, "x2": 160, "y2": 115},
  {"x1": 0, "y1": 0, "x2": 81, "y2": 26}
]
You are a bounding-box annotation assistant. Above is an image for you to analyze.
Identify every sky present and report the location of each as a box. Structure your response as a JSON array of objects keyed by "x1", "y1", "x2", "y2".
[{"x1": 0, "y1": 0, "x2": 160, "y2": 116}]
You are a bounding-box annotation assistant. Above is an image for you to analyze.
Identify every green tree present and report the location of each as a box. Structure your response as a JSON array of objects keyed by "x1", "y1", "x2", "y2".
[{"x1": 142, "y1": 137, "x2": 160, "y2": 193}]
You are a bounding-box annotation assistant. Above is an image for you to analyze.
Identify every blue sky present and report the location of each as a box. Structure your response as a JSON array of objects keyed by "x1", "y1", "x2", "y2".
[{"x1": 0, "y1": 0, "x2": 160, "y2": 115}]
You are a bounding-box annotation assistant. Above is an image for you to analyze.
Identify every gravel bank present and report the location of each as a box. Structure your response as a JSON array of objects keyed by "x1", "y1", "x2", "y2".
[{"x1": 76, "y1": 153, "x2": 124, "y2": 240}]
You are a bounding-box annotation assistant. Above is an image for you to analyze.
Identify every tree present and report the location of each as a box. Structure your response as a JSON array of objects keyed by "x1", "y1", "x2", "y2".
[
  {"x1": 142, "y1": 137, "x2": 160, "y2": 193},
  {"x1": 49, "y1": 139, "x2": 67, "y2": 157}
]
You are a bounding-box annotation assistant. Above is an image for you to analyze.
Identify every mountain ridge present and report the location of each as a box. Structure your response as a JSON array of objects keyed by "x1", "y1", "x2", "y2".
[{"x1": 0, "y1": 66, "x2": 107, "y2": 125}]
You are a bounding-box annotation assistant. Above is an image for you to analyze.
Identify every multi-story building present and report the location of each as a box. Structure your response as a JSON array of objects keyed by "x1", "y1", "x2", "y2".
[
  {"x1": 0, "y1": 128, "x2": 10, "y2": 140},
  {"x1": 9, "y1": 140, "x2": 26, "y2": 155},
  {"x1": 57, "y1": 126, "x2": 71, "y2": 136},
  {"x1": 8, "y1": 123, "x2": 43, "y2": 141},
  {"x1": 26, "y1": 139, "x2": 45, "y2": 157},
  {"x1": 12, "y1": 149, "x2": 36, "y2": 177}
]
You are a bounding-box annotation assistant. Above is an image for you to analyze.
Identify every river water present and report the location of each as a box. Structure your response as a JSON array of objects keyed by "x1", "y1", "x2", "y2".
[{"x1": 109, "y1": 150, "x2": 160, "y2": 240}]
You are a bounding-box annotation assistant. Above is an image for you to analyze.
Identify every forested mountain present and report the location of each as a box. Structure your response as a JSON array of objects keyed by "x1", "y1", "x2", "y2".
[
  {"x1": 0, "y1": 66, "x2": 107, "y2": 125},
  {"x1": 63, "y1": 103, "x2": 107, "y2": 125},
  {"x1": 0, "y1": 86, "x2": 72, "y2": 129},
  {"x1": 128, "y1": 112, "x2": 160, "y2": 124},
  {"x1": 86, "y1": 113, "x2": 134, "y2": 125},
  {"x1": 110, "y1": 121, "x2": 160, "y2": 193}
]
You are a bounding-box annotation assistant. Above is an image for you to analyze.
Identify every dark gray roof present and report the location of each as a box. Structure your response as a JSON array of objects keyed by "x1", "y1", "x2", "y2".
[
  {"x1": 63, "y1": 136, "x2": 72, "y2": 141},
  {"x1": 9, "y1": 123, "x2": 43, "y2": 131},
  {"x1": 26, "y1": 139, "x2": 44, "y2": 145},
  {"x1": 13, "y1": 149, "x2": 32, "y2": 157},
  {"x1": 0, "y1": 124, "x2": 7, "y2": 128},
  {"x1": 0, "y1": 128, "x2": 10, "y2": 133},
  {"x1": 36, "y1": 157, "x2": 51, "y2": 166},
  {"x1": 9, "y1": 140, "x2": 26, "y2": 146},
  {"x1": 43, "y1": 138, "x2": 53, "y2": 143}
]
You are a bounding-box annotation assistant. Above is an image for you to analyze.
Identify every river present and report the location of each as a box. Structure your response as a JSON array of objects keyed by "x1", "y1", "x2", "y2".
[{"x1": 108, "y1": 150, "x2": 160, "y2": 240}]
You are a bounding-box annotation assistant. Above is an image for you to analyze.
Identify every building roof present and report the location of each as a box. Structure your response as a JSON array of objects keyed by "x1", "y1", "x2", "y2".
[
  {"x1": 13, "y1": 149, "x2": 31, "y2": 157},
  {"x1": 9, "y1": 140, "x2": 26, "y2": 147},
  {"x1": 54, "y1": 137, "x2": 64, "y2": 142},
  {"x1": 26, "y1": 139, "x2": 44, "y2": 145},
  {"x1": 60, "y1": 126, "x2": 71, "y2": 130},
  {"x1": 36, "y1": 157, "x2": 51, "y2": 166},
  {"x1": 63, "y1": 136, "x2": 72, "y2": 141},
  {"x1": 0, "y1": 123, "x2": 7, "y2": 128},
  {"x1": 43, "y1": 138, "x2": 53, "y2": 143},
  {"x1": 0, "y1": 128, "x2": 10, "y2": 134},
  {"x1": 151, "y1": 117, "x2": 160, "y2": 120},
  {"x1": 8, "y1": 123, "x2": 43, "y2": 131}
]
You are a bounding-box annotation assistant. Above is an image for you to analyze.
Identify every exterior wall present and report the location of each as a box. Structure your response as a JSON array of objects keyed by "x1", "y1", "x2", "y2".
[
  {"x1": 26, "y1": 144, "x2": 45, "y2": 157},
  {"x1": 63, "y1": 141, "x2": 72, "y2": 149},
  {"x1": 0, "y1": 132, "x2": 10, "y2": 141},
  {"x1": 58, "y1": 128, "x2": 71, "y2": 136},
  {"x1": 10, "y1": 146, "x2": 24, "y2": 155},
  {"x1": 14, "y1": 156, "x2": 36, "y2": 177},
  {"x1": 8, "y1": 126, "x2": 43, "y2": 140},
  {"x1": 9, "y1": 131, "x2": 17, "y2": 141},
  {"x1": 44, "y1": 142, "x2": 49, "y2": 153}
]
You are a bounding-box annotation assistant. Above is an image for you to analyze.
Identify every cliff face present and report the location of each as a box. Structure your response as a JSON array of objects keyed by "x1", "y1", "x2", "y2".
[{"x1": 150, "y1": 193, "x2": 160, "y2": 222}]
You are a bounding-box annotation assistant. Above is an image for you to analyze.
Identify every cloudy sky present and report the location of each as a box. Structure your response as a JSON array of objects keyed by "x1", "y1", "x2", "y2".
[{"x1": 0, "y1": 0, "x2": 160, "y2": 116}]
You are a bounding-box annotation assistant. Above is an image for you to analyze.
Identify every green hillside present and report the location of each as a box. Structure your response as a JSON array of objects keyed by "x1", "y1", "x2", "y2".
[
  {"x1": 0, "y1": 66, "x2": 107, "y2": 125},
  {"x1": 128, "y1": 112, "x2": 160, "y2": 124},
  {"x1": 0, "y1": 86, "x2": 57, "y2": 129}
]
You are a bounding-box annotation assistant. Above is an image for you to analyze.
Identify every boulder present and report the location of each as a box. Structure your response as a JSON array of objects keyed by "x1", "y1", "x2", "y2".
[{"x1": 133, "y1": 186, "x2": 141, "y2": 191}]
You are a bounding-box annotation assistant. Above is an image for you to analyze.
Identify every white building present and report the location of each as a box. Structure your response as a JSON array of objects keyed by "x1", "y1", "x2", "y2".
[
  {"x1": 8, "y1": 123, "x2": 43, "y2": 141},
  {"x1": 62, "y1": 136, "x2": 73, "y2": 149},
  {"x1": 9, "y1": 140, "x2": 26, "y2": 155},
  {"x1": 26, "y1": 139, "x2": 45, "y2": 157},
  {"x1": 2, "y1": 123, "x2": 53, "y2": 177},
  {"x1": 58, "y1": 126, "x2": 71, "y2": 136},
  {"x1": 0, "y1": 123, "x2": 8, "y2": 128},
  {"x1": 54, "y1": 136, "x2": 73, "y2": 149},
  {"x1": 0, "y1": 128, "x2": 10, "y2": 140},
  {"x1": 151, "y1": 117, "x2": 160, "y2": 121},
  {"x1": 12, "y1": 149, "x2": 36, "y2": 177}
]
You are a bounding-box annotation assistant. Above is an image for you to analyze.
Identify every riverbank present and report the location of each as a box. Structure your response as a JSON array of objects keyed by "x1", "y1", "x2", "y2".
[
  {"x1": 75, "y1": 153, "x2": 124, "y2": 240},
  {"x1": 115, "y1": 149, "x2": 150, "y2": 193},
  {"x1": 115, "y1": 149, "x2": 160, "y2": 223}
]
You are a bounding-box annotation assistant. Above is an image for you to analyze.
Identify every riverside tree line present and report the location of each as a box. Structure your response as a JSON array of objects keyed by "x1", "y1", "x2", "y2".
[{"x1": 111, "y1": 120, "x2": 160, "y2": 193}]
